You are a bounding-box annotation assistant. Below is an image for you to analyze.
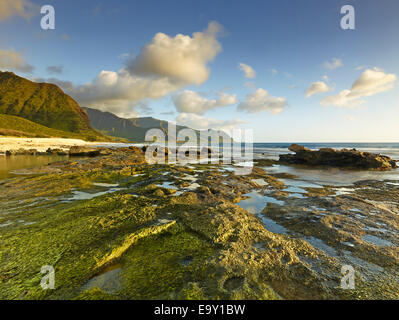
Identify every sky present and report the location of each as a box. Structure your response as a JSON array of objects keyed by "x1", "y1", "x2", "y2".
[{"x1": 1, "y1": 0, "x2": 399, "y2": 142}]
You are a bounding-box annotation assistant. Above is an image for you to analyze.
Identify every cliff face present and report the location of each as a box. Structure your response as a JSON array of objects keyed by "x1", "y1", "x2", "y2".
[{"x1": 0, "y1": 71, "x2": 95, "y2": 134}]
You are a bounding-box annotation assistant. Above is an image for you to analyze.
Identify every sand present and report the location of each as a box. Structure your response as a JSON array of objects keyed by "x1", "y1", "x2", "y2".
[{"x1": 0, "y1": 137, "x2": 104, "y2": 153}]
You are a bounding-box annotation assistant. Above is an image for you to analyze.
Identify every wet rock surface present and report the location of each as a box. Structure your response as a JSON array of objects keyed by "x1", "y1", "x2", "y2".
[
  {"x1": 280, "y1": 144, "x2": 397, "y2": 170},
  {"x1": 0, "y1": 147, "x2": 398, "y2": 300}
]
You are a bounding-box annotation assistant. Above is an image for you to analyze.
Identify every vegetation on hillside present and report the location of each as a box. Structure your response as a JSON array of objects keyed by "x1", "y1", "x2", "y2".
[
  {"x1": 84, "y1": 107, "x2": 232, "y2": 143},
  {"x1": 0, "y1": 71, "x2": 99, "y2": 138},
  {"x1": 0, "y1": 114, "x2": 121, "y2": 141}
]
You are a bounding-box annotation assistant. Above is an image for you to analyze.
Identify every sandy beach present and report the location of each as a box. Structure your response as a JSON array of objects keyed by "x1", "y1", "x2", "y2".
[{"x1": 0, "y1": 137, "x2": 105, "y2": 153}]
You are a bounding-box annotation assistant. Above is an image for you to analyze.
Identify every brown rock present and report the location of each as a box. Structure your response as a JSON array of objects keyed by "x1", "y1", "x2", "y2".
[
  {"x1": 288, "y1": 144, "x2": 310, "y2": 153},
  {"x1": 69, "y1": 146, "x2": 101, "y2": 157}
]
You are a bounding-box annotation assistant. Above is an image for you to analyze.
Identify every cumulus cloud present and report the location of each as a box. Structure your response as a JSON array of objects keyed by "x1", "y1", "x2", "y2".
[
  {"x1": 176, "y1": 113, "x2": 245, "y2": 131},
  {"x1": 0, "y1": 0, "x2": 36, "y2": 20},
  {"x1": 126, "y1": 21, "x2": 223, "y2": 85},
  {"x1": 46, "y1": 65, "x2": 63, "y2": 75},
  {"x1": 237, "y1": 88, "x2": 288, "y2": 114},
  {"x1": 63, "y1": 69, "x2": 181, "y2": 117},
  {"x1": 323, "y1": 58, "x2": 343, "y2": 70},
  {"x1": 305, "y1": 81, "x2": 332, "y2": 98},
  {"x1": 0, "y1": 48, "x2": 34, "y2": 73},
  {"x1": 321, "y1": 68, "x2": 397, "y2": 108},
  {"x1": 172, "y1": 90, "x2": 237, "y2": 115},
  {"x1": 238, "y1": 63, "x2": 256, "y2": 79},
  {"x1": 50, "y1": 22, "x2": 224, "y2": 117}
]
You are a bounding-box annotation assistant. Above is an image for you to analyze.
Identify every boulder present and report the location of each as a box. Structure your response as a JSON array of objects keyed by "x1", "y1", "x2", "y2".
[
  {"x1": 280, "y1": 144, "x2": 397, "y2": 170},
  {"x1": 47, "y1": 148, "x2": 67, "y2": 155},
  {"x1": 288, "y1": 144, "x2": 310, "y2": 153},
  {"x1": 69, "y1": 146, "x2": 101, "y2": 157},
  {"x1": 5, "y1": 148, "x2": 38, "y2": 156}
]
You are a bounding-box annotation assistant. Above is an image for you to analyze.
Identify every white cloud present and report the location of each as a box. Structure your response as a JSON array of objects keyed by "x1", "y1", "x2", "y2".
[
  {"x1": 0, "y1": 48, "x2": 34, "y2": 72},
  {"x1": 172, "y1": 90, "x2": 237, "y2": 115},
  {"x1": 323, "y1": 58, "x2": 343, "y2": 70},
  {"x1": 66, "y1": 69, "x2": 181, "y2": 116},
  {"x1": 305, "y1": 81, "x2": 332, "y2": 98},
  {"x1": 126, "y1": 21, "x2": 223, "y2": 85},
  {"x1": 237, "y1": 88, "x2": 287, "y2": 114},
  {"x1": 238, "y1": 63, "x2": 256, "y2": 79},
  {"x1": 321, "y1": 67, "x2": 397, "y2": 108},
  {"x1": 0, "y1": 0, "x2": 35, "y2": 20},
  {"x1": 49, "y1": 22, "x2": 224, "y2": 117},
  {"x1": 271, "y1": 69, "x2": 278, "y2": 75},
  {"x1": 176, "y1": 113, "x2": 245, "y2": 131}
]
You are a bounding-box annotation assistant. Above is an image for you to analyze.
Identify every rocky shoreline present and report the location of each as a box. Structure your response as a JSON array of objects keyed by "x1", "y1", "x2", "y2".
[
  {"x1": 0, "y1": 145, "x2": 398, "y2": 300},
  {"x1": 279, "y1": 144, "x2": 397, "y2": 170},
  {"x1": 0, "y1": 137, "x2": 105, "y2": 156}
]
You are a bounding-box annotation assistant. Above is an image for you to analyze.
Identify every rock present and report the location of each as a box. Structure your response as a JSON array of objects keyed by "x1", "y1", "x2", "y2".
[
  {"x1": 201, "y1": 147, "x2": 213, "y2": 158},
  {"x1": 69, "y1": 146, "x2": 101, "y2": 157},
  {"x1": 5, "y1": 148, "x2": 38, "y2": 156},
  {"x1": 288, "y1": 144, "x2": 310, "y2": 153},
  {"x1": 156, "y1": 147, "x2": 170, "y2": 156},
  {"x1": 280, "y1": 144, "x2": 397, "y2": 170},
  {"x1": 153, "y1": 189, "x2": 165, "y2": 197},
  {"x1": 47, "y1": 148, "x2": 67, "y2": 155},
  {"x1": 198, "y1": 186, "x2": 213, "y2": 197},
  {"x1": 27, "y1": 149, "x2": 38, "y2": 155}
]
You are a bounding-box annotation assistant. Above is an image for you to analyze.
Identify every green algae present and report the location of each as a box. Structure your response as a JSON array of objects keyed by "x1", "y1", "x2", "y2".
[
  {"x1": 1, "y1": 150, "x2": 398, "y2": 300},
  {"x1": 117, "y1": 227, "x2": 215, "y2": 299}
]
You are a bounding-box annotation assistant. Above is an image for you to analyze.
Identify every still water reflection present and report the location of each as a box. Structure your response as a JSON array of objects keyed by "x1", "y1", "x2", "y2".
[{"x1": 0, "y1": 155, "x2": 68, "y2": 180}]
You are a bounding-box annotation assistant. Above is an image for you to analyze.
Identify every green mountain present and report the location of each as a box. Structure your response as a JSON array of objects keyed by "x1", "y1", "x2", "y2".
[
  {"x1": 0, "y1": 71, "x2": 104, "y2": 140},
  {"x1": 84, "y1": 107, "x2": 232, "y2": 143}
]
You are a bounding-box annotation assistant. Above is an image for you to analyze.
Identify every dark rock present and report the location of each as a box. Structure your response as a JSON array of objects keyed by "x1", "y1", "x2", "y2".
[
  {"x1": 280, "y1": 144, "x2": 397, "y2": 170},
  {"x1": 5, "y1": 148, "x2": 38, "y2": 156},
  {"x1": 47, "y1": 148, "x2": 66, "y2": 155},
  {"x1": 69, "y1": 146, "x2": 101, "y2": 157},
  {"x1": 201, "y1": 147, "x2": 213, "y2": 158}
]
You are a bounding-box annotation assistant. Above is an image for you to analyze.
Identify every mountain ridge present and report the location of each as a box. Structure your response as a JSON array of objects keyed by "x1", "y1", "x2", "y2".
[
  {"x1": 0, "y1": 71, "x2": 112, "y2": 141},
  {"x1": 84, "y1": 107, "x2": 232, "y2": 143},
  {"x1": 0, "y1": 71, "x2": 104, "y2": 140}
]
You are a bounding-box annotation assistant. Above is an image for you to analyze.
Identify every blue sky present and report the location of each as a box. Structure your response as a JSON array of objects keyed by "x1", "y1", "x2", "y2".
[{"x1": 1, "y1": 0, "x2": 399, "y2": 142}]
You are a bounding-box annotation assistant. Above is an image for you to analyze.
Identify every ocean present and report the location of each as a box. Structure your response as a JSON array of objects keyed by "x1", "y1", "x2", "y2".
[
  {"x1": 252, "y1": 142, "x2": 399, "y2": 160},
  {"x1": 251, "y1": 143, "x2": 399, "y2": 186},
  {"x1": 1, "y1": 142, "x2": 399, "y2": 185}
]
